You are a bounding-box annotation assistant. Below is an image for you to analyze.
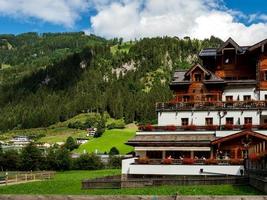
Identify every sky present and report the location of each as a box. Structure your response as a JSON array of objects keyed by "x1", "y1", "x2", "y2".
[{"x1": 0, "y1": 0, "x2": 267, "y2": 45}]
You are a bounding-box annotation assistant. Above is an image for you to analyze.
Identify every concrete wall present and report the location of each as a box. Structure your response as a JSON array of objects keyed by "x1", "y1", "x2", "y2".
[{"x1": 158, "y1": 110, "x2": 261, "y2": 126}]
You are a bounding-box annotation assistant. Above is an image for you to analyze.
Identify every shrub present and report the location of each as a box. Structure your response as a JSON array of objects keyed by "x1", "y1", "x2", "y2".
[
  {"x1": 107, "y1": 119, "x2": 125, "y2": 129},
  {"x1": 162, "y1": 158, "x2": 173, "y2": 164},
  {"x1": 137, "y1": 157, "x2": 149, "y2": 164},
  {"x1": 204, "y1": 159, "x2": 218, "y2": 165},
  {"x1": 64, "y1": 136, "x2": 79, "y2": 151},
  {"x1": 74, "y1": 153, "x2": 104, "y2": 170},
  {"x1": 182, "y1": 158, "x2": 195, "y2": 165},
  {"x1": 108, "y1": 156, "x2": 122, "y2": 169},
  {"x1": 163, "y1": 125, "x2": 177, "y2": 131},
  {"x1": 109, "y1": 147, "x2": 120, "y2": 155}
]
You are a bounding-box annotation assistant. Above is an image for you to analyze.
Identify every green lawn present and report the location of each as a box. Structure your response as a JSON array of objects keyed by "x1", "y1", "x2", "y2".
[
  {"x1": 0, "y1": 170, "x2": 262, "y2": 195},
  {"x1": 74, "y1": 129, "x2": 135, "y2": 155}
]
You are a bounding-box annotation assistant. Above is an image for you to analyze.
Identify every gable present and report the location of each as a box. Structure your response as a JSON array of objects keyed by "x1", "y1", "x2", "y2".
[
  {"x1": 217, "y1": 37, "x2": 242, "y2": 53},
  {"x1": 211, "y1": 130, "x2": 267, "y2": 145}
]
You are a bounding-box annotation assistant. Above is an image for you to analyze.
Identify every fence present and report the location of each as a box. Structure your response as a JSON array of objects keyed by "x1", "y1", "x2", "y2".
[
  {"x1": 0, "y1": 171, "x2": 56, "y2": 185},
  {"x1": 82, "y1": 175, "x2": 248, "y2": 189}
]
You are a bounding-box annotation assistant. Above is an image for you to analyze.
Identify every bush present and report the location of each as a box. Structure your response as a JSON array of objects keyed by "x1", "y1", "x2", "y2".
[
  {"x1": 74, "y1": 153, "x2": 104, "y2": 170},
  {"x1": 107, "y1": 119, "x2": 125, "y2": 129},
  {"x1": 108, "y1": 156, "x2": 122, "y2": 169},
  {"x1": 64, "y1": 136, "x2": 79, "y2": 151},
  {"x1": 109, "y1": 147, "x2": 120, "y2": 155}
]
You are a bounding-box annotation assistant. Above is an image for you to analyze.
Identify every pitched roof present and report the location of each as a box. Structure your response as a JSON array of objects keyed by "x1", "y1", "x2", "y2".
[
  {"x1": 211, "y1": 130, "x2": 267, "y2": 145},
  {"x1": 217, "y1": 37, "x2": 243, "y2": 53},
  {"x1": 171, "y1": 64, "x2": 223, "y2": 84},
  {"x1": 185, "y1": 63, "x2": 210, "y2": 77},
  {"x1": 248, "y1": 38, "x2": 267, "y2": 52}
]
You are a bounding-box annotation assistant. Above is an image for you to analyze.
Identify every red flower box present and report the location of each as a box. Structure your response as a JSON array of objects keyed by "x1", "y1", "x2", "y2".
[
  {"x1": 182, "y1": 158, "x2": 195, "y2": 165},
  {"x1": 206, "y1": 125, "x2": 218, "y2": 131},
  {"x1": 243, "y1": 123, "x2": 252, "y2": 130},
  {"x1": 162, "y1": 158, "x2": 173, "y2": 164},
  {"x1": 182, "y1": 125, "x2": 196, "y2": 131},
  {"x1": 163, "y1": 125, "x2": 177, "y2": 131},
  {"x1": 224, "y1": 124, "x2": 233, "y2": 130},
  {"x1": 204, "y1": 159, "x2": 218, "y2": 165},
  {"x1": 229, "y1": 159, "x2": 243, "y2": 165},
  {"x1": 137, "y1": 157, "x2": 150, "y2": 164}
]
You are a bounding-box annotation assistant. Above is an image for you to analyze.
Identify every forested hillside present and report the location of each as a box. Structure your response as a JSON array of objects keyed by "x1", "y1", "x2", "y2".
[{"x1": 0, "y1": 32, "x2": 223, "y2": 132}]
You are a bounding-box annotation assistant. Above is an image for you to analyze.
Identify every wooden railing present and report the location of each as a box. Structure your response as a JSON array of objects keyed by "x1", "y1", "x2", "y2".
[{"x1": 156, "y1": 100, "x2": 267, "y2": 111}]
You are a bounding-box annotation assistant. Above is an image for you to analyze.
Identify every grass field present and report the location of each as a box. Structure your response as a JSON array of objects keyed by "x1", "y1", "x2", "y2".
[
  {"x1": 0, "y1": 170, "x2": 262, "y2": 195},
  {"x1": 0, "y1": 127, "x2": 87, "y2": 143},
  {"x1": 75, "y1": 128, "x2": 136, "y2": 154}
]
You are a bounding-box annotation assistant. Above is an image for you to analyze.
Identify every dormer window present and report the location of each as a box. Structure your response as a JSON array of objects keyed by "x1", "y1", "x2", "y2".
[{"x1": 194, "y1": 74, "x2": 202, "y2": 82}]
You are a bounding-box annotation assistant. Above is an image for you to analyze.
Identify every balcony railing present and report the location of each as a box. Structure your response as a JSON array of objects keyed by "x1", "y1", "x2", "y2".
[
  {"x1": 156, "y1": 100, "x2": 267, "y2": 111},
  {"x1": 138, "y1": 124, "x2": 267, "y2": 132},
  {"x1": 134, "y1": 158, "x2": 244, "y2": 165}
]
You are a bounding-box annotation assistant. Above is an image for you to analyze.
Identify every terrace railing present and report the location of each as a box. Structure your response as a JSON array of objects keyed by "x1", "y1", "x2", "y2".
[
  {"x1": 156, "y1": 100, "x2": 267, "y2": 111},
  {"x1": 138, "y1": 124, "x2": 267, "y2": 132}
]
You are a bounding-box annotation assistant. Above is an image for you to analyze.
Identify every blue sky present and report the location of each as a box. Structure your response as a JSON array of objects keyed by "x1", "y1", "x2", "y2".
[{"x1": 0, "y1": 0, "x2": 267, "y2": 45}]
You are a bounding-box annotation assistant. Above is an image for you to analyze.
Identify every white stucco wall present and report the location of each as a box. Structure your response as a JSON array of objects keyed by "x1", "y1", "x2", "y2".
[
  {"x1": 222, "y1": 87, "x2": 258, "y2": 101},
  {"x1": 121, "y1": 158, "x2": 244, "y2": 176},
  {"x1": 259, "y1": 90, "x2": 267, "y2": 100},
  {"x1": 158, "y1": 110, "x2": 260, "y2": 126}
]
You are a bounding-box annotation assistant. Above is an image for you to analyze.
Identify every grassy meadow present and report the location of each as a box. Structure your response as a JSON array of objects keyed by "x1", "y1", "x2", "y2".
[
  {"x1": 0, "y1": 170, "x2": 262, "y2": 195},
  {"x1": 74, "y1": 128, "x2": 136, "y2": 154}
]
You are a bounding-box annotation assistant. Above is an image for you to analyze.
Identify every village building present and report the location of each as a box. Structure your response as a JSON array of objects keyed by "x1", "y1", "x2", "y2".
[{"x1": 122, "y1": 38, "x2": 267, "y2": 178}]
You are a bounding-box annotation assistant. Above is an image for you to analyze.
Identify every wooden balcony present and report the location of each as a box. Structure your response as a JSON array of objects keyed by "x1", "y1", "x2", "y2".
[{"x1": 156, "y1": 100, "x2": 267, "y2": 111}]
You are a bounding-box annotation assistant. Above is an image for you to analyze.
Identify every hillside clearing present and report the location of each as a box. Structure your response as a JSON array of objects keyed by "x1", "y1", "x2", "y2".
[{"x1": 75, "y1": 129, "x2": 136, "y2": 155}]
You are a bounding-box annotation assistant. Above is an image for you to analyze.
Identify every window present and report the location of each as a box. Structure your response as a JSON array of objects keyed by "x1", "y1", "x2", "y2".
[
  {"x1": 205, "y1": 118, "x2": 213, "y2": 125},
  {"x1": 265, "y1": 94, "x2": 267, "y2": 100},
  {"x1": 226, "y1": 96, "x2": 233, "y2": 102},
  {"x1": 226, "y1": 117, "x2": 234, "y2": 125},
  {"x1": 206, "y1": 95, "x2": 213, "y2": 102},
  {"x1": 243, "y1": 95, "x2": 251, "y2": 101},
  {"x1": 194, "y1": 74, "x2": 202, "y2": 82},
  {"x1": 181, "y1": 118, "x2": 189, "y2": 126},
  {"x1": 183, "y1": 96, "x2": 190, "y2": 102},
  {"x1": 244, "y1": 117, "x2": 252, "y2": 124}
]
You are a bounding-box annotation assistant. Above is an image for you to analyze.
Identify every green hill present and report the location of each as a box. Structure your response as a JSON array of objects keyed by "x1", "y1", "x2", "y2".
[
  {"x1": 74, "y1": 128, "x2": 136, "y2": 155},
  {"x1": 0, "y1": 33, "x2": 223, "y2": 133}
]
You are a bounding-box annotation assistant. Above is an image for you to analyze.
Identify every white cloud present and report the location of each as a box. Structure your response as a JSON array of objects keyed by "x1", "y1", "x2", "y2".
[
  {"x1": 90, "y1": 0, "x2": 267, "y2": 45},
  {"x1": 0, "y1": 0, "x2": 89, "y2": 27}
]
